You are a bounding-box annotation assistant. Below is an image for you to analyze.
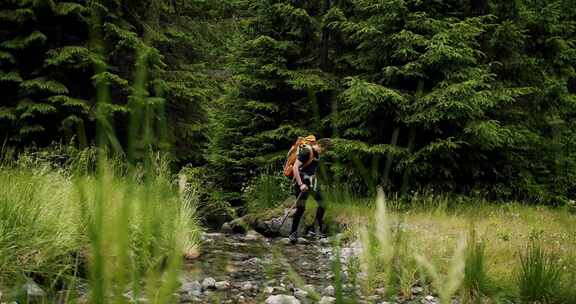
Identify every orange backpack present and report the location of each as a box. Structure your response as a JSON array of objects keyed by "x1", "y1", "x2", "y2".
[{"x1": 283, "y1": 135, "x2": 316, "y2": 177}]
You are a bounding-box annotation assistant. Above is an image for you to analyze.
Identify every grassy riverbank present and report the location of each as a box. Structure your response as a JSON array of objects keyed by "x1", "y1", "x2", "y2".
[
  {"x1": 0, "y1": 156, "x2": 201, "y2": 303},
  {"x1": 322, "y1": 191, "x2": 576, "y2": 303}
]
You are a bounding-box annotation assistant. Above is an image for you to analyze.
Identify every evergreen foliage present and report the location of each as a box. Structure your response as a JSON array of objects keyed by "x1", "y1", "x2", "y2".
[{"x1": 1, "y1": 0, "x2": 575, "y2": 204}]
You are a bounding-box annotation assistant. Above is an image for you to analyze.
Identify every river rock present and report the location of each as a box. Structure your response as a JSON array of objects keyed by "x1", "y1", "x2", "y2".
[
  {"x1": 323, "y1": 285, "x2": 335, "y2": 296},
  {"x1": 319, "y1": 296, "x2": 336, "y2": 304},
  {"x1": 180, "y1": 280, "x2": 202, "y2": 297},
  {"x1": 244, "y1": 230, "x2": 264, "y2": 241},
  {"x1": 226, "y1": 218, "x2": 248, "y2": 234},
  {"x1": 202, "y1": 277, "x2": 216, "y2": 290},
  {"x1": 241, "y1": 282, "x2": 255, "y2": 291},
  {"x1": 366, "y1": 295, "x2": 380, "y2": 301},
  {"x1": 215, "y1": 281, "x2": 231, "y2": 290},
  {"x1": 297, "y1": 237, "x2": 310, "y2": 244},
  {"x1": 184, "y1": 247, "x2": 201, "y2": 260},
  {"x1": 221, "y1": 222, "x2": 233, "y2": 233},
  {"x1": 265, "y1": 295, "x2": 301, "y2": 304},
  {"x1": 23, "y1": 281, "x2": 45, "y2": 298},
  {"x1": 294, "y1": 288, "x2": 308, "y2": 301},
  {"x1": 244, "y1": 257, "x2": 262, "y2": 266}
]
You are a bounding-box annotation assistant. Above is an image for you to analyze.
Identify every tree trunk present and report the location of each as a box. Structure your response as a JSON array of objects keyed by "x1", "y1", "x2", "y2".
[
  {"x1": 400, "y1": 81, "x2": 424, "y2": 198},
  {"x1": 382, "y1": 126, "x2": 400, "y2": 190},
  {"x1": 471, "y1": 0, "x2": 487, "y2": 16},
  {"x1": 319, "y1": 0, "x2": 331, "y2": 71},
  {"x1": 400, "y1": 126, "x2": 416, "y2": 198}
]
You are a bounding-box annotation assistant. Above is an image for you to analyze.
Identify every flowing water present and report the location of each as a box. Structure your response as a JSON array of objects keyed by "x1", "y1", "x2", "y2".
[{"x1": 181, "y1": 232, "x2": 338, "y2": 303}]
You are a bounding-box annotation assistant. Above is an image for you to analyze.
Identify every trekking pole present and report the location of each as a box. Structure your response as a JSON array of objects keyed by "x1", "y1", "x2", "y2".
[{"x1": 279, "y1": 191, "x2": 304, "y2": 227}]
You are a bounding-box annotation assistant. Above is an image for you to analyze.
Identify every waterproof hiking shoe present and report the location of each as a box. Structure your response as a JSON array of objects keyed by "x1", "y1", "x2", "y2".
[{"x1": 289, "y1": 232, "x2": 298, "y2": 244}]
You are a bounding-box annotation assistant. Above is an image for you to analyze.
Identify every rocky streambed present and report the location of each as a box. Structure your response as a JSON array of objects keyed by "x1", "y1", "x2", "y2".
[
  {"x1": 178, "y1": 231, "x2": 441, "y2": 304},
  {"x1": 180, "y1": 232, "x2": 337, "y2": 303}
]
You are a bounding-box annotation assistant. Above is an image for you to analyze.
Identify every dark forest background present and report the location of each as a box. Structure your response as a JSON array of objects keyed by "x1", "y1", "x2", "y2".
[{"x1": 1, "y1": 0, "x2": 575, "y2": 208}]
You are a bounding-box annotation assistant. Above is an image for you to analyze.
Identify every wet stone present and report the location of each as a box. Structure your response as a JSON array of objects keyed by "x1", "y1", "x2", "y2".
[
  {"x1": 323, "y1": 285, "x2": 335, "y2": 296},
  {"x1": 215, "y1": 281, "x2": 230, "y2": 290},
  {"x1": 319, "y1": 296, "x2": 336, "y2": 304},
  {"x1": 201, "y1": 277, "x2": 216, "y2": 290},
  {"x1": 294, "y1": 288, "x2": 308, "y2": 301},
  {"x1": 265, "y1": 295, "x2": 301, "y2": 304}
]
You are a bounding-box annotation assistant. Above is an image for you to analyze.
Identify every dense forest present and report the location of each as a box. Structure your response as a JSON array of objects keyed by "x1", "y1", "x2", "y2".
[{"x1": 1, "y1": 0, "x2": 575, "y2": 206}]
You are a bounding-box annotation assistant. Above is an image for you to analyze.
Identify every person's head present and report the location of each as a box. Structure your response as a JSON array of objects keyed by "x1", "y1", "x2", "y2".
[{"x1": 315, "y1": 138, "x2": 332, "y2": 154}]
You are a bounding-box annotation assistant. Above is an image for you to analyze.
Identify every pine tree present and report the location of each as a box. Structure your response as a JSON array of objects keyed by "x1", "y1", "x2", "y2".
[
  {"x1": 207, "y1": 0, "x2": 336, "y2": 196},
  {"x1": 483, "y1": 0, "x2": 576, "y2": 202},
  {"x1": 330, "y1": 0, "x2": 526, "y2": 196}
]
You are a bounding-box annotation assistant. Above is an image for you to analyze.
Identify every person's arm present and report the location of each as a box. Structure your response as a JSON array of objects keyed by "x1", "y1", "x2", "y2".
[{"x1": 293, "y1": 159, "x2": 309, "y2": 192}]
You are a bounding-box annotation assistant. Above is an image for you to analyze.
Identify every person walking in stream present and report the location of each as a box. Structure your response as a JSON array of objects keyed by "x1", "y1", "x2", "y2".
[{"x1": 283, "y1": 135, "x2": 333, "y2": 244}]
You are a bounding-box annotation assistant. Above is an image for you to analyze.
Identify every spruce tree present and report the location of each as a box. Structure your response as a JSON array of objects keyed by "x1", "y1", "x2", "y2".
[{"x1": 207, "y1": 0, "x2": 336, "y2": 196}]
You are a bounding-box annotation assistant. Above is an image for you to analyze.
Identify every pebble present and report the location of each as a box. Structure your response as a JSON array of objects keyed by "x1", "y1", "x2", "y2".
[
  {"x1": 244, "y1": 230, "x2": 263, "y2": 241},
  {"x1": 319, "y1": 296, "x2": 336, "y2": 304},
  {"x1": 244, "y1": 257, "x2": 262, "y2": 265},
  {"x1": 297, "y1": 238, "x2": 310, "y2": 244},
  {"x1": 412, "y1": 286, "x2": 424, "y2": 295},
  {"x1": 367, "y1": 295, "x2": 380, "y2": 301},
  {"x1": 264, "y1": 286, "x2": 275, "y2": 294},
  {"x1": 279, "y1": 238, "x2": 292, "y2": 245},
  {"x1": 324, "y1": 285, "x2": 335, "y2": 296},
  {"x1": 215, "y1": 281, "x2": 230, "y2": 290},
  {"x1": 180, "y1": 280, "x2": 202, "y2": 297},
  {"x1": 294, "y1": 288, "x2": 308, "y2": 300},
  {"x1": 265, "y1": 295, "x2": 301, "y2": 304},
  {"x1": 241, "y1": 282, "x2": 254, "y2": 291},
  {"x1": 202, "y1": 277, "x2": 216, "y2": 290},
  {"x1": 23, "y1": 281, "x2": 45, "y2": 298}
]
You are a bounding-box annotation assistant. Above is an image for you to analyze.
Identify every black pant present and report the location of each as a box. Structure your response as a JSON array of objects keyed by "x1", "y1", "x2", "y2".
[{"x1": 290, "y1": 175, "x2": 326, "y2": 235}]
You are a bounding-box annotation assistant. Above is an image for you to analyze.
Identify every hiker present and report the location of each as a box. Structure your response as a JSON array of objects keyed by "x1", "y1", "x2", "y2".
[{"x1": 288, "y1": 137, "x2": 332, "y2": 244}]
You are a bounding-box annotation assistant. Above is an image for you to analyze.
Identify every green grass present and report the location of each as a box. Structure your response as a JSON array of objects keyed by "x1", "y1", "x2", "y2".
[
  {"x1": 516, "y1": 237, "x2": 563, "y2": 303},
  {"x1": 0, "y1": 157, "x2": 201, "y2": 303},
  {"x1": 324, "y1": 191, "x2": 576, "y2": 302}
]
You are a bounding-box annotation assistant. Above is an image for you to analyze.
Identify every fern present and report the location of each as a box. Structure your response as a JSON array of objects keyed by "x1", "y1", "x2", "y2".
[
  {"x1": 103, "y1": 23, "x2": 143, "y2": 50},
  {"x1": 20, "y1": 78, "x2": 69, "y2": 95},
  {"x1": 48, "y1": 95, "x2": 90, "y2": 113},
  {"x1": 91, "y1": 72, "x2": 129, "y2": 89},
  {"x1": 45, "y1": 46, "x2": 102, "y2": 68},
  {"x1": 0, "y1": 71, "x2": 23, "y2": 83},
  {"x1": 12, "y1": 0, "x2": 55, "y2": 9},
  {"x1": 16, "y1": 101, "x2": 57, "y2": 117},
  {"x1": 0, "y1": 51, "x2": 16, "y2": 65},
  {"x1": 1, "y1": 31, "x2": 47, "y2": 49},
  {"x1": 60, "y1": 114, "x2": 84, "y2": 129},
  {"x1": 286, "y1": 70, "x2": 331, "y2": 91},
  {"x1": 18, "y1": 124, "x2": 45, "y2": 136},
  {"x1": 0, "y1": 107, "x2": 16, "y2": 121},
  {"x1": 97, "y1": 103, "x2": 129, "y2": 115},
  {"x1": 52, "y1": 2, "x2": 87, "y2": 16},
  {"x1": 0, "y1": 8, "x2": 35, "y2": 24}
]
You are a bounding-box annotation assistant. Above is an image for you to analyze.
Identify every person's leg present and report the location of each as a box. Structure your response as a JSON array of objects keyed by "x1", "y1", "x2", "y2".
[{"x1": 313, "y1": 188, "x2": 327, "y2": 234}]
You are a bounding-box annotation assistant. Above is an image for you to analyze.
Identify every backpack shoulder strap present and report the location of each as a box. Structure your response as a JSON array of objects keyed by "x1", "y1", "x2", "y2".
[{"x1": 301, "y1": 144, "x2": 315, "y2": 168}]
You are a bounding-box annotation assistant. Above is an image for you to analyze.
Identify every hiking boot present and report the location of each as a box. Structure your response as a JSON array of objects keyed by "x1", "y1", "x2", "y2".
[
  {"x1": 289, "y1": 232, "x2": 298, "y2": 244},
  {"x1": 305, "y1": 224, "x2": 327, "y2": 239}
]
